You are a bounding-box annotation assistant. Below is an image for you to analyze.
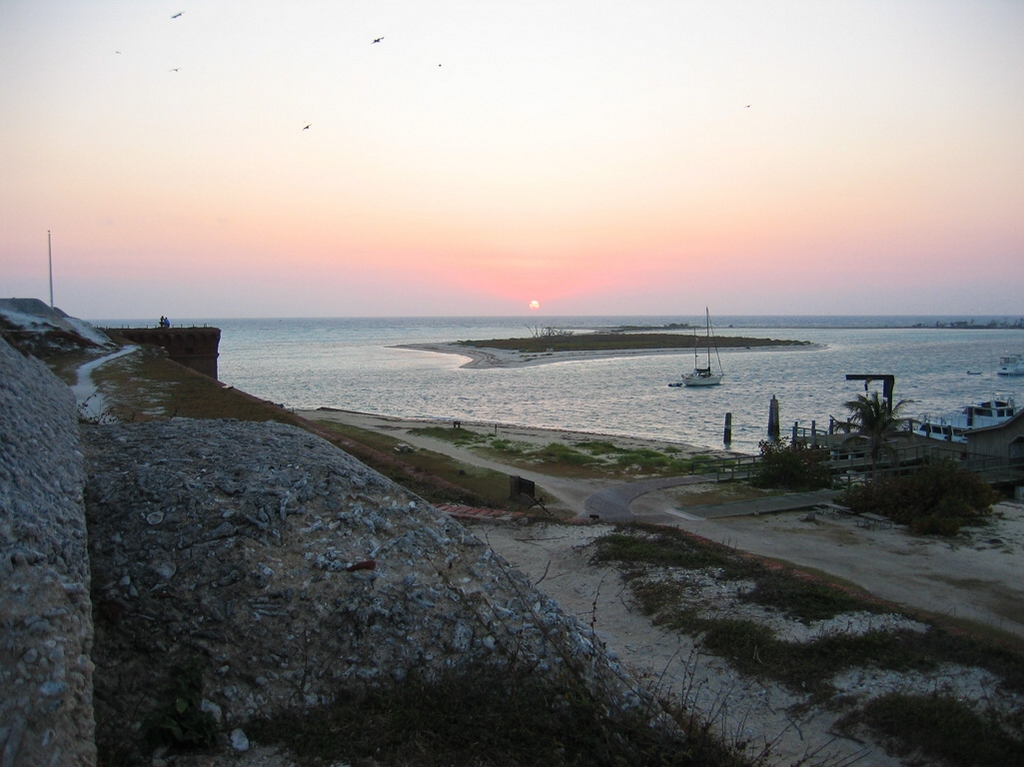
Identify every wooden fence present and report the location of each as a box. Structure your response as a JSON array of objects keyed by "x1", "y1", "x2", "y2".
[{"x1": 698, "y1": 434, "x2": 1022, "y2": 489}]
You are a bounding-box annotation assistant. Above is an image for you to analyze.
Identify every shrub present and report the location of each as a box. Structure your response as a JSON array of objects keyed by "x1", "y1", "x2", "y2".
[
  {"x1": 142, "y1": 661, "x2": 218, "y2": 749},
  {"x1": 751, "y1": 439, "x2": 832, "y2": 491},
  {"x1": 840, "y1": 458, "x2": 998, "y2": 534}
]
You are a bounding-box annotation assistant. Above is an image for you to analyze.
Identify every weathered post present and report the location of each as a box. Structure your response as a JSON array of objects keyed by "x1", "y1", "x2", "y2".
[
  {"x1": 723, "y1": 412, "x2": 732, "y2": 446},
  {"x1": 767, "y1": 395, "x2": 780, "y2": 442}
]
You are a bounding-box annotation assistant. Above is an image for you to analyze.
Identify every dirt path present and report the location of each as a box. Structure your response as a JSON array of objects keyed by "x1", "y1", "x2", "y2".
[
  {"x1": 299, "y1": 408, "x2": 1024, "y2": 763},
  {"x1": 633, "y1": 486, "x2": 1024, "y2": 639},
  {"x1": 299, "y1": 408, "x2": 1024, "y2": 641},
  {"x1": 72, "y1": 345, "x2": 138, "y2": 420}
]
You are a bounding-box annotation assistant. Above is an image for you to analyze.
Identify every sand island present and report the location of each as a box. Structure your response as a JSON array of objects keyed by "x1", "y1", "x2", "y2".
[{"x1": 399, "y1": 331, "x2": 813, "y2": 369}]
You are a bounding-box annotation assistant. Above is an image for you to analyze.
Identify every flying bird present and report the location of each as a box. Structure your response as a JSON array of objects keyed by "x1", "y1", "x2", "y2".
[
  {"x1": 302, "y1": 124, "x2": 311, "y2": 131},
  {"x1": 171, "y1": 12, "x2": 183, "y2": 19},
  {"x1": 170, "y1": 67, "x2": 180, "y2": 72},
  {"x1": 372, "y1": 36, "x2": 384, "y2": 43}
]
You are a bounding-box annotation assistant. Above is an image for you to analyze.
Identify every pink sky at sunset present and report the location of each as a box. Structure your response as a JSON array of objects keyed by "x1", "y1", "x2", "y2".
[{"x1": 1, "y1": 1, "x2": 1022, "y2": 319}]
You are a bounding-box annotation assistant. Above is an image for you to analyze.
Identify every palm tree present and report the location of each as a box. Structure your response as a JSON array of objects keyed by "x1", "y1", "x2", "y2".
[{"x1": 836, "y1": 391, "x2": 913, "y2": 479}]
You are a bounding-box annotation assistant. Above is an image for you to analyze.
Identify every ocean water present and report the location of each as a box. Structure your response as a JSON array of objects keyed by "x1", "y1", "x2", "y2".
[{"x1": 102, "y1": 315, "x2": 1024, "y2": 455}]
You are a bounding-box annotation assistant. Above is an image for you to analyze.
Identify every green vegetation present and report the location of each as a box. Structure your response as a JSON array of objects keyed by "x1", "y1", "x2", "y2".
[
  {"x1": 834, "y1": 391, "x2": 914, "y2": 478},
  {"x1": 248, "y1": 665, "x2": 753, "y2": 767},
  {"x1": 85, "y1": 344, "x2": 305, "y2": 426},
  {"x1": 141, "y1": 661, "x2": 218, "y2": 749},
  {"x1": 850, "y1": 693, "x2": 1024, "y2": 766},
  {"x1": 595, "y1": 525, "x2": 875, "y2": 624},
  {"x1": 840, "y1": 458, "x2": 1000, "y2": 535},
  {"x1": 750, "y1": 438, "x2": 833, "y2": 491},
  {"x1": 408, "y1": 425, "x2": 489, "y2": 446},
  {"x1": 593, "y1": 523, "x2": 1024, "y2": 761},
  {"x1": 456, "y1": 332, "x2": 809, "y2": 354},
  {"x1": 311, "y1": 420, "x2": 520, "y2": 511},
  {"x1": 671, "y1": 483, "x2": 779, "y2": 507},
  {"x1": 398, "y1": 423, "x2": 705, "y2": 479}
]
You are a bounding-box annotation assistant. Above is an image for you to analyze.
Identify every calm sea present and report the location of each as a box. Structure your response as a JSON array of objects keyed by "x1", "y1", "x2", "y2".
[{"x1": 99, "y1": 315, "x2": 1024, "y2": 455}]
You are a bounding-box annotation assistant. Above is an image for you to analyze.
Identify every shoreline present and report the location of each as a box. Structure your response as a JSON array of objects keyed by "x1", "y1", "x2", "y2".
[
  {"x1": 395, "y1": 341, "x2": 817, "y2": 370},
  {"x1": 297, "y1": 406, "x2": 737, "y2": 458}
]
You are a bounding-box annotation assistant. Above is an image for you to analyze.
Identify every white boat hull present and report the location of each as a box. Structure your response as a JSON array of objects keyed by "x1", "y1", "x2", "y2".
[
  {"x1": 997, "y1": 354, "x2": 1024, "y2": 375},
  {"x1": 683, "y1": 371, "x2": 723, "y2": 387},
  {"x1": 914, "y1": 397, "x2": 1016, "y2": 443}
]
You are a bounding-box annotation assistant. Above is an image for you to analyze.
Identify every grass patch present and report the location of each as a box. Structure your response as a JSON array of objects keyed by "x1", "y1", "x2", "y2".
[
  {"x1": 592, "y1": 520, "x2": 1024, "y2": 764},
  {"x1": 309, "y1": 420, "x2": 521, "y2": 511},
  {"x1": 80, "y1": 345, "x2": 305, "y2": 425},
  {"x1": 850, "y1": 692, "x2": 1024, "y2": 766},
  {"x1": 485, "y1": 440, "x2": 701, "y2": 480},
  {"x1": 594, "y1": 526, "x2": 753, "y2": 579},
  {"x1": 247, "y1": 665, "x2": 755, "y2": 767},
  {"x1": 575, "y1": 440, "x2": 625, "y2": 455},
  {"x1": 672, "y1": 484, "x2": 779, "y2": 507},
  {"x1": 488, "y1": 438, "x2": 529, "y2": 455},
  {"x1": 534, "y1": 441, "x2": 598, "y2": 466},
  {"x1": 408, "y1": 425, "x2": 489, "y2": 446},
  {"x1": 611, "y1": 448, "x2": 692, "y2": 473},
  {"x1": 594, "y1": 524, "x2": 1024, "y2": 706},
  {"x1": 740, "y1": 567, "x2": 870, "y2": 622}
]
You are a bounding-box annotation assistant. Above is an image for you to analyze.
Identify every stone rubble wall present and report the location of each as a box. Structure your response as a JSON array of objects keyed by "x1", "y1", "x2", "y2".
[
  {"x1": 1, "y1": 333, "x2": 665, "y2": 765},
  {"x1": 82, "y1": 417, "x2": 655, "y2": 760},
  {"x1": 0, "y1": 337, "x2": 97, "y2": 767}
]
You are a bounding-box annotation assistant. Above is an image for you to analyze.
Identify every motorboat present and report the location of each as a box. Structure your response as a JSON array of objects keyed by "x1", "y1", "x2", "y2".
[
  {"x1": 677, "y1": 308, "x2": 723, "y2": 387},
  {"x1": 913, "y1": 396, "x2": 1017, "y2": 443},
  {"x1": 997, "y1": 354, "x2": 1024, "y2": 376}
]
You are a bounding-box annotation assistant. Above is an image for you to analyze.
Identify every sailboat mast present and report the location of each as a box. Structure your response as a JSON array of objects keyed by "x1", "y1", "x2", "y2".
[
  {"x1": 705, "y1": 307, "x2": 712, "y2": 368},
  {"x1": 707, "y1": 307, "x2": 723, "y2": 374},
  {"x1": 48, "y1": 230, "x2": 53, "y2": 309}
]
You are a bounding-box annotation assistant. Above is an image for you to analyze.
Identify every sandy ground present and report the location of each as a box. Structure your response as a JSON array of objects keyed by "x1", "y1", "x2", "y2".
[
  {"x1": 299, "y1": 408, "x2": 1024, "y2": 765},
  {"x1": 474, "y1": 517, "x2": 1024, "y2": 767},
  {"x1": 300, "y1": 407, "x2": 1024, "y2": 642},
  {"x1": 635, "y1": 486, "x2": 1024, "y2": 639}
]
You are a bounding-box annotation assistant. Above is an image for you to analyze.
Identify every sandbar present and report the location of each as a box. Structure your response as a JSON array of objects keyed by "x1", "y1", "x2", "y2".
[{"x1": 397, "y1": 341, "x2": 813, "y2": 369}]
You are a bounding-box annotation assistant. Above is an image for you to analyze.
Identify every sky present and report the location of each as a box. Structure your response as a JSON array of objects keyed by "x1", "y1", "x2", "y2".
[{"x1": 1, "y1": 1, "x2": 1022, "y2": 320}]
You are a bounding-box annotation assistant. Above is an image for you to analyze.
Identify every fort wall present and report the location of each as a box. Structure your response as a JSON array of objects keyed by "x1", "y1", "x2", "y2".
[{"x1": 110, "y1": 326, "x2": 221, "y2": 379}]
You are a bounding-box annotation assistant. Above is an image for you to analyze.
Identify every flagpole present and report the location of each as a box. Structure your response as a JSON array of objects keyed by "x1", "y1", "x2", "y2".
[{"x1": 48, "y1": 230, "x2": 54, "y2": 309}]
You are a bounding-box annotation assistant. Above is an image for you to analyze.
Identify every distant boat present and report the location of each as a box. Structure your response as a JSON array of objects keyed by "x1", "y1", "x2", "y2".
[
  {"x1": 914, "y1": 396, "x2": 1017, "y2": 443},
  {"x1": 997, "y1": 353, "x2": 1024, "y2": 376},
  {"x1": 677, "y1": 308, "x2": 723, "y2": 387}
]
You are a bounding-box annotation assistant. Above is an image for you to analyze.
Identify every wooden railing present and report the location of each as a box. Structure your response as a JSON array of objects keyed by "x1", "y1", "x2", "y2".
[
  {"x1": 703, "y1": 432, "x2": 1022, "y2": 488},
  {"x1": 689, "y1": 454, "x2": 761, "y2": 481}
]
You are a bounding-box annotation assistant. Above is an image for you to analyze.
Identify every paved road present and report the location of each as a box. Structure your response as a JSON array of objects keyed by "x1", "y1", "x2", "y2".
[
  {"x1": 584, "y1": 478, "x2": 840, "y2": 522},
  {"x1": 583, "y1": 476, "x2": 711, "y2": 521}
]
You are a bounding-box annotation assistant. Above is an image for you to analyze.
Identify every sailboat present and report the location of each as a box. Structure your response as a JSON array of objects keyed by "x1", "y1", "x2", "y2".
[{"x1": 680, "y1": 308, "x2": 723, "y2": 387}]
